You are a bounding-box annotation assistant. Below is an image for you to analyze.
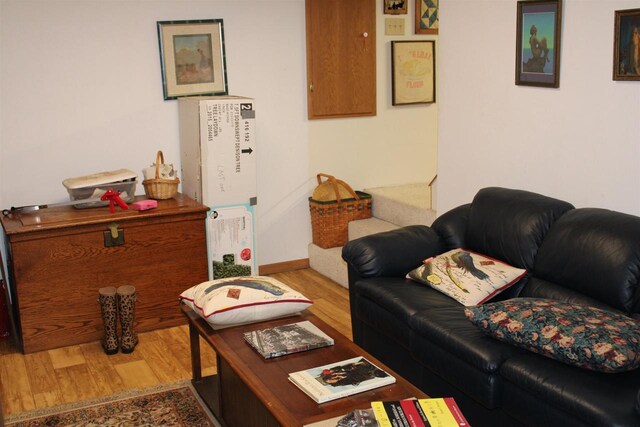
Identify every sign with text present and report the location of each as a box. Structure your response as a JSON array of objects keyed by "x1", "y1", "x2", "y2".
[{"x1": 391, "y1": 40, "x2": 436, "y2": 105}]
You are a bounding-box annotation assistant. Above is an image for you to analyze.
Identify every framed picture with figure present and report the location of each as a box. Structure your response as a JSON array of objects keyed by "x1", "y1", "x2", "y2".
[
  {"x1": 613, "y1": 8, "x2": 640, "y2": 81},
  {"x1": 384, "y1": 0, "x2": 407, "y2": 15},
  {"x1": 157, "y1": 19, "x2": 228, "y2": 100},
  {"x1": 515, "y1": 0, "x2": 562, "y2": 88}
]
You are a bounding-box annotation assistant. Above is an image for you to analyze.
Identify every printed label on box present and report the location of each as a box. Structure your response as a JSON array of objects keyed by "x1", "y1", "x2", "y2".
[
  {"x1": 200, "y1": 100, "x2": 256, "y2": 207},
  {"x1": 207, "y1": 204, "x2": 257, "y2": 279}
]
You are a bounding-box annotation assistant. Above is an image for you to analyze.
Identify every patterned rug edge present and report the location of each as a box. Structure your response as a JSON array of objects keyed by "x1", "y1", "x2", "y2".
[{"x1": 5, "y1": 380, "x2": 220, "y2": 426}]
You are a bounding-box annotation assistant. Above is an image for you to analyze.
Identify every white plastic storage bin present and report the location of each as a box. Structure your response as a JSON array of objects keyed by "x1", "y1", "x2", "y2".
[{"x1": 62, "y1": 169, "x2": 137, "y2": 208}]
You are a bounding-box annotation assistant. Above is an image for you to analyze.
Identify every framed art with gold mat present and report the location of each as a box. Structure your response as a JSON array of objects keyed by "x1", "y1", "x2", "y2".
[{"x1": 157, "y1": 19, "x2": 228, "y2": 100}]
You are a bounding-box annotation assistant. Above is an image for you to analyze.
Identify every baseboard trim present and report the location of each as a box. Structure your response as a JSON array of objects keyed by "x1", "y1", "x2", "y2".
[{"x1": 259, "y1": 258, "x2": 310, "y2": 275}]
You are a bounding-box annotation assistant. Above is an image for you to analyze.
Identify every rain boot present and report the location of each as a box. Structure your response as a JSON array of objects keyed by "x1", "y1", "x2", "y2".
[
  {"x1": 117, "y1": 285, "x2": 138, "y2": 354},
  {"x1": 98, "y1": 287, "x2": 119, "y2": 355}
]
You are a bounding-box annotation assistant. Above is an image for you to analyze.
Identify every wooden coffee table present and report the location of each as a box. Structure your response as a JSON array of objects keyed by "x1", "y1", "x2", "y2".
[{"x1": 181, "y1": 303, "x2": 427, "y2": 427}]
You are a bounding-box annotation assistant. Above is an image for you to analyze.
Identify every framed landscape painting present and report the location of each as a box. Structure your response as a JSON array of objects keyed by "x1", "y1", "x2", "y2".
[
  {"x1": 613, "y1": 8, "x2": 640, "y2": 81},
  {"x1": 157, "y1": 19, "x2": 228, "y2": 100},
  {"x1": 515, "y1": 0, "x2": 562, "y2": 88}
]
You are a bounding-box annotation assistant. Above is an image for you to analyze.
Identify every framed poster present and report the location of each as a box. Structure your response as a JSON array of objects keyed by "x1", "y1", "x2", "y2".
[
  {"x1": 391, "y1": 40, "x2": 436, "y2": 105},
  {"x1": 415, "y1": 0, "x2": 438, "y2": 35},
  {"x1": 157, "y1": 19, "x2": 228, "y2": 100},
  {"x1": 613, "y1": 8, "x2": 640, "y2": 81},
  {"x1": 515, "y1": 0, "x2": 562, "y2": 88}
]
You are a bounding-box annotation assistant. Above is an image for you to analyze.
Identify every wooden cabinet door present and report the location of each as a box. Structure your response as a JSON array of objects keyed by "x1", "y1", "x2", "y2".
[{"x1": 306, "y1": 0, "x2": 376, "y2": 119}]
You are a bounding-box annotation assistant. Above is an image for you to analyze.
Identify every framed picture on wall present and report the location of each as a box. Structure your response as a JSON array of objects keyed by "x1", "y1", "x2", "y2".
[
  {"x1": 415, "y1": 0, "x2": 438, "y2": 34},
  {"x1": 515, "y1": 0, "x2": 562, "y2": 88},
  {"x1": 613, "y1": 8, "x2": 640, "y2": 81},
  {"x1": 157, "y1": 19, "x2": 228, "y2": 100},
  {"x1": 384, "y1": 0, "x2": 407, "y2": 15},
  {"x1": 391, "y1": 40, "x2": 436, "y2": 105}
]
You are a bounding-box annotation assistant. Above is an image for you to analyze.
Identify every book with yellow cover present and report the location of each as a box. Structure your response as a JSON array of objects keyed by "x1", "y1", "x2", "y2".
[{"x1": 418, "y1": 397, "x2": 470, "y2": 427}]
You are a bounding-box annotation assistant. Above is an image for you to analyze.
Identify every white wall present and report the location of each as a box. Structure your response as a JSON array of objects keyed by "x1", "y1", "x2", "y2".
[
  {"x1": 0, "y1": 0, "x2": 438, "y2": 267},
  {"x1": 438, "y1": 0, "x2": 640, "y2": 215}
]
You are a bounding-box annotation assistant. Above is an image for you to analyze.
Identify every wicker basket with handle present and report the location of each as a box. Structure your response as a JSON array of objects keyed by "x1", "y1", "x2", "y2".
[
  {"x1": 142, "y1": 151, "x2": 180, "y2": 200},
  {"x1": 309, "y1": 173, "x2": 372, "y2": 248}
]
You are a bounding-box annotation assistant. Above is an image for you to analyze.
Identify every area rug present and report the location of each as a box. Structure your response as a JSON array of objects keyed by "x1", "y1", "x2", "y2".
[{"x1": 5, "y1": 381, "x2": 221, "y2": 427}]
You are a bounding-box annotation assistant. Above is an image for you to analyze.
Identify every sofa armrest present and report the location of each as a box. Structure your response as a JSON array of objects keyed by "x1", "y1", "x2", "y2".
[{"x1": 342, "y1": 225, "x2": 443, "y2": 280}]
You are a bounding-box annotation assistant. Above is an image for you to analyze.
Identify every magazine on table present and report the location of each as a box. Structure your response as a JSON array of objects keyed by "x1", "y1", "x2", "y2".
[
  {"x1": 288, "y1": 356, "x2": 396, "y2": 404},
  {"x1": 244, "y1": 320, "x2": 334, "y2": 359}
]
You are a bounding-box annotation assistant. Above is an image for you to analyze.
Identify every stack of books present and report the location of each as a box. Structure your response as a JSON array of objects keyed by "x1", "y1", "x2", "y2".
[{"x1": 371, "y1": 397, "x2": 469, "y2": 427}]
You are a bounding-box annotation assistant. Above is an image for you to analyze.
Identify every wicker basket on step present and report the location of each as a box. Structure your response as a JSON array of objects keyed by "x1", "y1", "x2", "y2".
[
  {"x1": 309, "y1": 173, "x2": 372, "y2": 249},
  {"x1": 142, "y1": 151, "x2": 180, "y2": 200}
]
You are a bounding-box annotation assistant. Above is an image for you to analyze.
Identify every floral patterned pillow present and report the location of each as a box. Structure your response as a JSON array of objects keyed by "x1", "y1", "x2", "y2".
[{"x1": 464, "y1": 298, "x2": 640, "y2": 373}]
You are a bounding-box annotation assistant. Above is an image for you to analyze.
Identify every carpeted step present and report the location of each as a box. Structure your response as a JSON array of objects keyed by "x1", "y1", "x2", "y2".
[
  {"x1": 308, "y1": 243, "x2": 348, "y2": 288},
  {"x1": 348, "y1": 217, "x2": 399, "y2": 241},
  {"x1": 364, "y1": 182, "x2": 436, "y2": 227},
  {"x1": 309, "y1": 182, "x2": 437, "y2": 288}
]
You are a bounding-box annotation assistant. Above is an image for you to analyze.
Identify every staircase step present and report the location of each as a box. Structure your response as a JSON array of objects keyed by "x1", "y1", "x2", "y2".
[
  {"x1": 365, "y1": 183, "x2": 436, "y2": 227},
  {"x1": 308, "y1": 243, "x2": 348, "y2": 288},
  {"x1": 349, "y1": 217, "x2": 399, "y2": 241}
]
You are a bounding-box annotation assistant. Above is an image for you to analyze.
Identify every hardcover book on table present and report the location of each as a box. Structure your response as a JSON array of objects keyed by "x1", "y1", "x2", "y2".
[
  {"x1": 243, "y1": 320, "x2": 334, "y2": 359},
  {"x1": 288, "y1": 356, "x2": 396, "y2": 404}
]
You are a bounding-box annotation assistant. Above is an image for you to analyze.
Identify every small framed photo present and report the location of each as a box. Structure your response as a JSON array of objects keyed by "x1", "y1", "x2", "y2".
[
  {"x1": 415, "y1": 0, "x2": 438, "y2": 35},
  {"x1": 384, "y1": 0, "x2": 407, "y2": 15},
  {"x1": 515, "y1": 0, "x2": 562, "y2": 88},
  {"x1": 613, "y1": 8, "x2": 640, "y2": 81},
  {"x1": 391, "y1": 40, "x2": 436, "y2": 105},
  {"x1": 157, "y1": 19, "x2": 228, "y2": 100}
]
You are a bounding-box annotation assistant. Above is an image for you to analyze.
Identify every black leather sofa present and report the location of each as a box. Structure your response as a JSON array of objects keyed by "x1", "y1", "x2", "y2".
[{"x1": 342, "y1": 187, "x2": 640, "y2": 427}]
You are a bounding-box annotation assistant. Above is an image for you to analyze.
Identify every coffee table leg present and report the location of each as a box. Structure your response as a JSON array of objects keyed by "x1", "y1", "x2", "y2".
[{"x1": 188, "y1": 321, "x2": 202, "y2": 381}]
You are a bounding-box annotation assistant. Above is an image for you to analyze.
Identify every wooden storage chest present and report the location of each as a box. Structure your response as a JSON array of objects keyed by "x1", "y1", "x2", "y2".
[{"x1": 0, "y1": 193, "x2": 209, "y2": 353}]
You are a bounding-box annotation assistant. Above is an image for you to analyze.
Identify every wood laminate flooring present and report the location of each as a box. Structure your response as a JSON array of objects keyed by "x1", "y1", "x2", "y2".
[{"x1": 0, "y1": 269, "x2": 351, "y2": 418}]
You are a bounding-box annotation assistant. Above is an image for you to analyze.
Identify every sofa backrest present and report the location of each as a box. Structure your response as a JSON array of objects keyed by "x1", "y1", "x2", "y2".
[
  {"x1": 527, "y1": 208, "x2": 640, "y2": 317},
  {"x1": 463, "y1": 187, "x2": 574, "y2": 270}
]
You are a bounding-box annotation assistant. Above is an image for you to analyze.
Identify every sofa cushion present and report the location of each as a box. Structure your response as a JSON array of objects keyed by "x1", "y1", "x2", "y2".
[
  {"x1": 465, "y1": 187, "x2": 574, "y2": 270},
  {"x1": 352, "y1": 277, "x2": 456, "y2": 323},
  {"x1": 406, "y1": 248, "x2": 526, "y2": 306},
  {"x1": 501, "y1": 352, "x2": 640, "y2": 427},
  {"x1": 410, "y1": 305, "x2": 525, "y2": 374},
  {"x1": 520, "y1": 277, "x2": 622, "y2": 313},
  {"x1": 409, "y1": 303, "x2": 526, "y2": 409},
  {"x1": 465, "y1": 298, "x2": 640, "y2": 373},
  {"x1": 531, "y1": 208, "x2": 640, "y2": 315}
]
